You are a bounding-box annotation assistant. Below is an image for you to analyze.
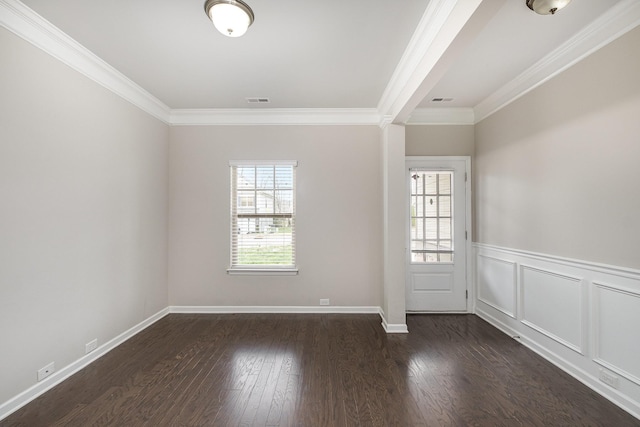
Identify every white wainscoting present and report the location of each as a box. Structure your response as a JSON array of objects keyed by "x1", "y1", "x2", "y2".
[
  {"x1": 474, "y1": 243, "x2": 640, "y2": 420},
  {"x1": 477, "y1": 254, "x2": 517, "y2": 318},
  {"x1": 520, "y1": 265, "x2": 585, "y2": 354}
]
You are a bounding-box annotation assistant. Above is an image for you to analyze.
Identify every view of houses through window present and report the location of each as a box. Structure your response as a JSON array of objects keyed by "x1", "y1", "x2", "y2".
[
  {"x1": 410, "y1": 170, "x2": 454, "y2": 263},
  {"x1": 230, "y1": 162, "x2": 296, "y2": 268}
]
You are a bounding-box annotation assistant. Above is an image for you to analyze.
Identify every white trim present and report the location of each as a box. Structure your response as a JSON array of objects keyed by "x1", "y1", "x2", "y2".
[
  {"x1": 380, "y1": 311, "x2": 409, "y2": 334},
  {"x1": 169, "y1": 108, "x2": 381, "y2": 126},
  {"x1": 473, "y1": 243, "x2": 640, "y2": 279},
  {"x1": 0, "y1": 307, "x2": 170, "y2": 421},
  {"x1": 169, "y1": 306, "x2": 382, "y2": 314},
  {"x1": 520, "y1": 320, "x2": 583, "y2": 355},
  {"x1": 519, "y1": 264, "x2": 585, "y2": 355},
  {"x1": 592, "y1": 281, "x2": 640, "y2": 387},
  {"x1": 377, "y1": 0, "x2": 460, "y2": 118},
  {"x1": 0, "y1": 0, "x2": 171, "y2": 123},
  {"x1": 476, "y1": 253, "x2": 517, "y2": 318},
  {"x1": 406, "y1": 108, "x2": 475, "y2": 125},
  {"x1": 382, "y1": 322, "x2": 409, "y2": 334},
  {"x1": 517, "y1": 263, "x2": 588, "y2": 356},
  {"x1": 226, "y1": 268, "x2": 298, "y2": 276},
  {"x1": 379, "y1": 115, "x2": 394, "y2": 129},
  {"x1": 228, "y1": 160, "x2": 298, "y2": 167},
  {"x1": 474, "y1": 0, "x2": 640, "y2": 123}
]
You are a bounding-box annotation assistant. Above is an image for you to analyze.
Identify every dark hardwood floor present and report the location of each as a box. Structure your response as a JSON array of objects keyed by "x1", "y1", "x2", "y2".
[{"x1": 2, "y1": 314, "x2": 638, "y2": 426}]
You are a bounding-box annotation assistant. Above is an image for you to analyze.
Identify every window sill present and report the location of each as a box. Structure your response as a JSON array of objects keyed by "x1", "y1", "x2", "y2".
[{"x1": 227, "y1": 267, "x2": 299, "y2": 276}]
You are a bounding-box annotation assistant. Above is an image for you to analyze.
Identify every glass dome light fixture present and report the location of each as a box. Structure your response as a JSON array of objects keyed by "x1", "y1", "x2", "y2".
[
  {"x1": 204, "y1": 0, "x2": 254, "y2": 38},
  {"x1": 526, "y1": 0, "x2": 572, "y2": 15}
]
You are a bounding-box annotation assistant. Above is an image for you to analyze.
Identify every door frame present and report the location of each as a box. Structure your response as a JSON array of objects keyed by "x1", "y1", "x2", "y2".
[{"x1": 405, "y1": 156, "x2": 473, "y2": 313}]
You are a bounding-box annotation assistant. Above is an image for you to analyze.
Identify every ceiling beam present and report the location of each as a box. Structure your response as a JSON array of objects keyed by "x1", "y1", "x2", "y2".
[{"x1": 377, "y1": 0, "x2": 507, "y2": 125}]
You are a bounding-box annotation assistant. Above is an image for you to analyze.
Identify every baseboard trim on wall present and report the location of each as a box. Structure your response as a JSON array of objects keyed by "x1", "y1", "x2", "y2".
[
  {"x1": 170, "y1": 306, "x2": 411, "y2": 333},
  {"x1": 0, "y1": 307, "x2": 170, "y2": 422},
  {"x1": 169, "y1": 305, "x2": 382, "y2": 314},
  {"x1": 473, "y1": 243, "x2": 640, "y2": 420},
  {"x1": 380, "y1": 311, "x2": 409, "y2": 334}
]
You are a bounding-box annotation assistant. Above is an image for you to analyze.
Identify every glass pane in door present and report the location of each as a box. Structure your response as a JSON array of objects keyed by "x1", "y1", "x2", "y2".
[{"x1": 410, "y1": 170, "x2": 454, "y2": 263}]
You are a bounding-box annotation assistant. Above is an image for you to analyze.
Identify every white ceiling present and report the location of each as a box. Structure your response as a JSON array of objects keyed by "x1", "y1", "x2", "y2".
[
  {"x1": 20, "y1": 0, "x2": 428, "y2": 109},
  {"x1": 13, "y1": 0, "x2": 638, "y2": 122},
  {"x1": 417, "y1": 0, "x2": 618, "y2": 109}
]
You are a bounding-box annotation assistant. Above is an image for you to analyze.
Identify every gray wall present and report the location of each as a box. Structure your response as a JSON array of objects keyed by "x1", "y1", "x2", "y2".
[
  {"x1": 406, "y1": 124, "x2": 474, "y2": 156},
  {"x1": 0, "y1": 28, "x2": 169, "y2": 404},
  {"x1": 168, "y1": 125, "x2": 383, "y2": 307},
  {"x1": 474, "y1": 26, "x2": 640, "y2": 269}
]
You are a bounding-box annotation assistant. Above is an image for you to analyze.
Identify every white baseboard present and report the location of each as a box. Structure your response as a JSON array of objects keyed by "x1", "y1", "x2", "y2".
[
  {"x1": 169, "y1": 305, "x2": 382, "y2": 314},
  {"x1": 380, "y1": 311, "x2": 409, "y2": 334},
  {"x1": 171, "y1": 305, "x2": 412, "y2": 333},
  {"x1": 0, "y1": 307, "x2": 170, "y2": 421}
]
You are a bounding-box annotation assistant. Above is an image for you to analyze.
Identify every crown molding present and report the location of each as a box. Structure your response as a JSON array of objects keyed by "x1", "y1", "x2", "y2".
[
  {"x1": 407, "y1": 108, "x2": 475, "y2": 125},
  {"x1": 378, "y1": 115, "x2": 394, "y2": 129},
  {"x1": 169, "y1": 108, "x2": 381, "y2": 126},
  {"x1": 474, "y1": 0, "x2": 640, "y2": 123},
  {"x1": 0, "y1": 0, "x2": 171, "y2": 123}
]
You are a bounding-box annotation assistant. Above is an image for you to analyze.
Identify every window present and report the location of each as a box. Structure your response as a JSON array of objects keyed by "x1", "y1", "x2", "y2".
[
  {"x1": 410, "y1": 170, "x2": 453, "y2": 263},
  {"x1": 229, "y1": 161, "x2": 297, "y2": 274}
]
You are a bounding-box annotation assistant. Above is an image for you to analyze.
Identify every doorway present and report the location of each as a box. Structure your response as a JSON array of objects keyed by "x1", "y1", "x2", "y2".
[{"x1": 406, "y1": 157, "x2": 471, "y2": 312}]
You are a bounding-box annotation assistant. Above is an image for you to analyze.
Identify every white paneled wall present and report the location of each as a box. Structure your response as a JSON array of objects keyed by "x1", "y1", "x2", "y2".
[
  {"x1": 474, "y1": 243, "x2": 640, "y2": 419},
  {"x1": 520, "y1": 266, "x2": 585, "y2": 354},
  {"x1": 477, "y1": 254, "x2": 517, "y2": 318}
]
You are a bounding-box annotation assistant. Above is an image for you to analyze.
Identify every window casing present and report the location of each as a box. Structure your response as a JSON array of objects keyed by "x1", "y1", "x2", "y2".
[{"x1": 229, "y1": 161, "x2": 297, "y2": 274}]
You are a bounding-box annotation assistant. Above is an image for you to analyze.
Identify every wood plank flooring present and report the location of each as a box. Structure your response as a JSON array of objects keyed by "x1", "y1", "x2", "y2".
[{"x1": 2, "y1": 314, "x2": 638, "y2": 426}]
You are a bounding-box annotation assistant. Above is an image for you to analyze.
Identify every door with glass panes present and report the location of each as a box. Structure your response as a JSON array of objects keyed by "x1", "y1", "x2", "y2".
[{"x1": 406, "y1": 157, "x2": 469, "y2": 312}]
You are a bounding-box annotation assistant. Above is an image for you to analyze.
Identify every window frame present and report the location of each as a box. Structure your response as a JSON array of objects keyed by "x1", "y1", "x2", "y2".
[
  {"x1": 409, "y1": 169, "x2": 455, "y2": 264},
  {"x1": 227, "y1": 160, "x2": 298, "y2": 276}
]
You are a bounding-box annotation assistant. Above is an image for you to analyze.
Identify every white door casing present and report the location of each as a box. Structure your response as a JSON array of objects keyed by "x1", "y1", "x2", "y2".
[{"x1": 405, "y1": 157, "x2": 471, "y2": 312}]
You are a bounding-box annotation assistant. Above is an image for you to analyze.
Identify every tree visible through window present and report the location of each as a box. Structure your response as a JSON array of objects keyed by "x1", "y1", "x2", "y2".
[{"x1": 229, "y1": 161, "x2": 296, "y2": 270}]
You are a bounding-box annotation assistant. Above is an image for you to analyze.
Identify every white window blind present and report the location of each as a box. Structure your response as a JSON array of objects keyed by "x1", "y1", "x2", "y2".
[{"x1": 229, "y1": 161, "x2": 297, "y2": 272}]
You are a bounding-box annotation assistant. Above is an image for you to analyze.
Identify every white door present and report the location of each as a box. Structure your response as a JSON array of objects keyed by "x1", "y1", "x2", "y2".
[{"x1": 406, "y1": 157, "x2": 470, "y2": 312}]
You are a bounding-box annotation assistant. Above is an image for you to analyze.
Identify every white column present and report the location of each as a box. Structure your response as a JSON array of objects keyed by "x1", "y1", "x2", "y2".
[{"x1": 381, "y1": 124, "x2": 408, "y2": 333}]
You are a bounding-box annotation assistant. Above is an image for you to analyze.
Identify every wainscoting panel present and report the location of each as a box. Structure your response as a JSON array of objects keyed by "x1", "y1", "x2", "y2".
[
  {"x1": 474, "y1": 243, "x2": 640, "y2": 420},
  {"x1": 520, "y1": 265, "x2": 584, "y2": 354},
  {"x1": 477, "y1": 254, "x2": 517, "y2": 318},
  {"x1": 593, "y1": 282, "x2": 640, "y2": 386}
]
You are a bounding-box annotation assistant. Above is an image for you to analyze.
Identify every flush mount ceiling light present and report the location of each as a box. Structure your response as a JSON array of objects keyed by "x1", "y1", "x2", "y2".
[
  {"x1": 526, "y1": 0, "x2": 572, "y2": 15},
  {"x1": 204, "y1": 0, "x2": 254, "y2": 37}
]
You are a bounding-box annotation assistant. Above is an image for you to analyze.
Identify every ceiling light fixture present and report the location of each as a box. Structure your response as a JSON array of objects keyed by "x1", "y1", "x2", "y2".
[
  {"x1": 526, "y1": 0, "x2": 571, "y2": 15},
  {"x1": 204, "y1": 0, "x2": 254, "y2": 38}
]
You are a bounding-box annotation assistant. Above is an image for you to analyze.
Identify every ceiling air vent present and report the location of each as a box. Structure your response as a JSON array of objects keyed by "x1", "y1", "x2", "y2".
[
  {"x1": 246, "y1": 97, "x2": 270, "y2": 104},
  {"x1": 431, "y1": 97, "x2": 453, "y2": 102}
]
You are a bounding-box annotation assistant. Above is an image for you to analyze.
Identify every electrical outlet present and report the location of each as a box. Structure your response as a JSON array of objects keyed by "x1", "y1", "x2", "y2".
[
  {"x1": 320, "y1": 298, "x2": 330, "y2": 306},
  {"x1": 85, "y1": 339, "x2": 98, "y2": 354},
  {"x1": 37, "y1": 362, "x2": 55, "y2": 382},
  {"x1": 599, "y1": 369, "x2": 619, "y2": 389}
]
